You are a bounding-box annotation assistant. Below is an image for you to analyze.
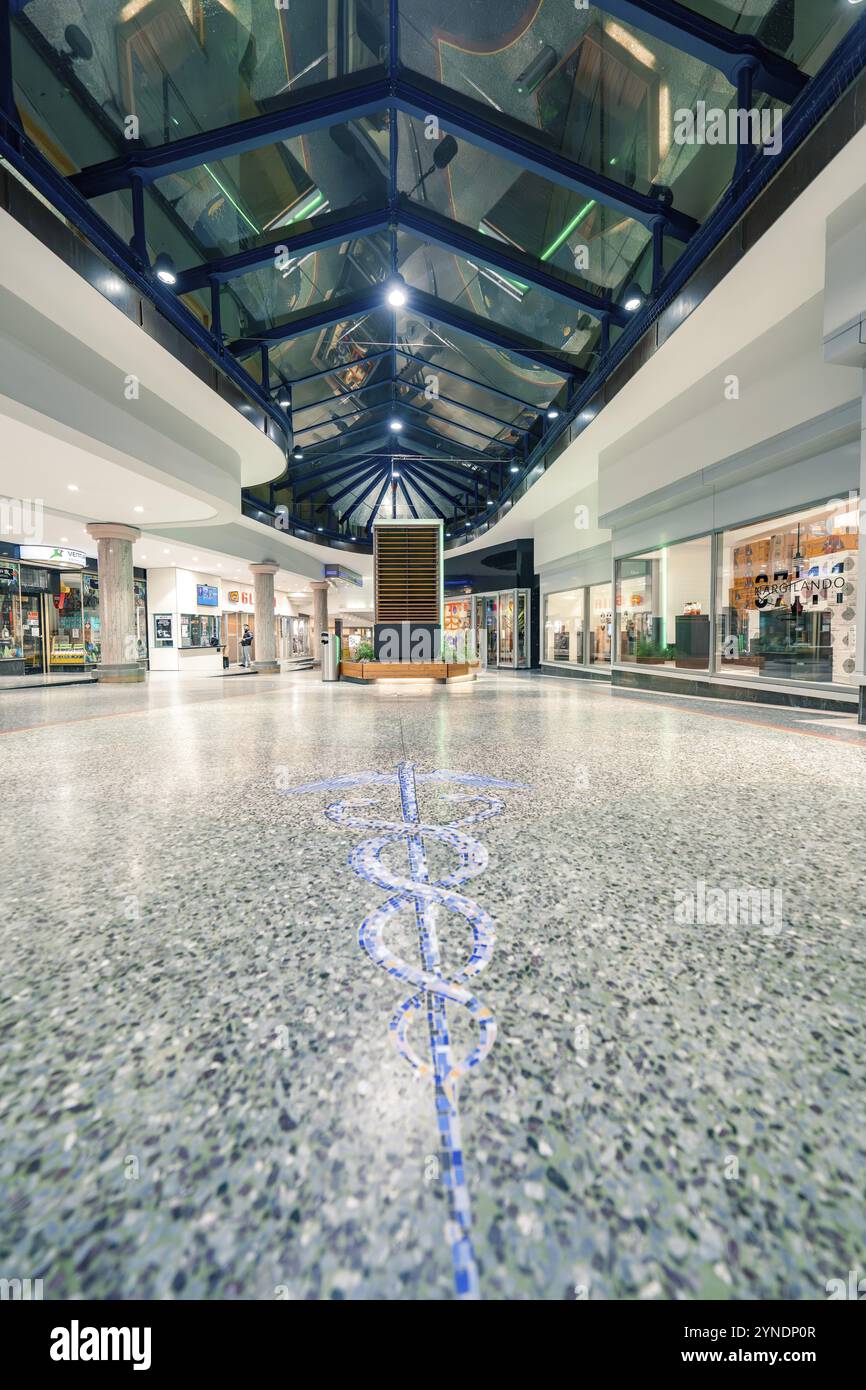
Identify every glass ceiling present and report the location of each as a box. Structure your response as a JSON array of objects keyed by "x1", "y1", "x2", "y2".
[{"x1": 6, "y1": 0, "x2": 861, "y2": 540}]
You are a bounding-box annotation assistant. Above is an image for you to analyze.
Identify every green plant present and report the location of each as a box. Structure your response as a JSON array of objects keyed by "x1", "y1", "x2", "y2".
[
  {"x1": 355, "y1": 641, "x2": 376, "y2": 662},
  {"x1": 636, "y1": 639, "x2": 666, "y2": 660}
]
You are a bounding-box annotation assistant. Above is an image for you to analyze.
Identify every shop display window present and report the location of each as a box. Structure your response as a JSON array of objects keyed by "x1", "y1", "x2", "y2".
[
  {"x1": 50, "y1": 572, "x2": 86, "y2": 669},
  {"x1": 616, "y1": 538, "x2": 712, "y2": 668},
  {"x1": 0, "y1": 562, "x2": 22, "y2": 659},
  {"x1": 83, "y1": 571, "x2": 100, "y2": 665},
  {"x1": 544, "y1": 589, "x2": 584, "y2": 664},
  {"x1": 589, "y1": 583, "x2": 612, "y2": 664},
  {"x1": 180, "y1": 613, "x2": 220, "y2": 648},
  {"x1": 134, "y1": 578, "x2": 148, "y2": 662},
  {"x1": 716, "y1": 497, "x2": 859, "y2": 686}
]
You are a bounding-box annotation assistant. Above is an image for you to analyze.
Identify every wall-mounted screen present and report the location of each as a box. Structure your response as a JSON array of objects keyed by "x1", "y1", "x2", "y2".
[{"x1": 197, "y1": 584, "x2": 219, "y2": 607}]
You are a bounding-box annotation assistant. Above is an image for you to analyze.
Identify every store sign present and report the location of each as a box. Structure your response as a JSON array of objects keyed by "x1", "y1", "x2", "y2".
[
  {"x1": 196, "y1": 583, "x2": 219, "y2": 607},
  {"x1": 753, "y1": 569, "x2": 849, "y2": 608},
  {"x1": 323, "y1": 564, "x2": 363, "y2": 588},
  {"x1": 19, "y1": 544, "x2": 86, "y2": 568}
]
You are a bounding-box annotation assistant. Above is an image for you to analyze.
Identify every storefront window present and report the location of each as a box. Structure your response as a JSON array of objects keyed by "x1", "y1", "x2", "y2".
[
  {"x1": 83, "y1": 571, "x2": 100, "y2": 665},
  {"x1": 717, "y1": 497, "x2": 859, "y2": 685},
  {"x1": 133, "y1": 578, "x2": 148, "y2": 662},
  {"x1": 544, "y1": 589, "x2": 584, "y2": 664},
  {"x1": 588, "y1": 583, "x2": 612, "y2": 664},
  {"x1": 50, "y1": 571, "x2": 86, "y2": 669},
  {"x1": 0, "y1": 562, "x2": 22, "y2": 660},
  {"x1": 616, "y1": 538, "x2": 711, "y2": 668},
  {"x1": 180, "y1": 613, "x2": 220, "y2": 647}
]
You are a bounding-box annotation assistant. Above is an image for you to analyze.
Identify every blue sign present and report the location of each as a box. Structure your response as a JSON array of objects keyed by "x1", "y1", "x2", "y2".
[{"x1": 197, "y1": 584, "x2": 219, "y2": 607}]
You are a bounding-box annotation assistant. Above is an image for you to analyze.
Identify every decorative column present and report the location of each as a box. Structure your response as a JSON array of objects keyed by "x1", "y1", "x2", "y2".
[
  {"x1": 85, "y1": 522, "x2": 143, "y2": 683},
  {"x1": 250, "y1": 562, "x2": 280, "y2": 673},
  {"x1": 310, "y1": 580, "x2": 329, "y2": 666}
]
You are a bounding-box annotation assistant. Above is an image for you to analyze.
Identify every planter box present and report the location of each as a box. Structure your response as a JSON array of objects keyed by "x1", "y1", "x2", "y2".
[
  {"x1": 636, "y1": 656, "x2": 666, "y2": 665},
  {"x1": 340, "y1": 661, "x2": 365, "y2": 678}
]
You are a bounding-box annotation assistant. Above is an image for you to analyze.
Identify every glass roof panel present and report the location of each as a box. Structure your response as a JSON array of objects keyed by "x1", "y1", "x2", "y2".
[
  {"x1": 398, "y1": 2, "x2": 742, "y2": 223},
  {"x1": 253, "y1": 305, "x2": 393, "y2": 385},
  {"x1": 13, "y1": 0, "x2": 388, "y2": 167},
  {"x1": 673, "y1": 2, "x2": 859, "y2": 74},
  {"x1": 397, "y1": 112, "x2": 656, "y2": 289},
  {"x1": 149, "y1": 116, "x2": 388, "y2": 268},
  {"x1": 393, "y1": 308, "x2": 567, "y2": 410},
  {"x1": 396, "y1": 230, "x2": 605, "y2": 369},
  {"x1": 201, "y1": 231, "x2": 390, "y2": 341}
]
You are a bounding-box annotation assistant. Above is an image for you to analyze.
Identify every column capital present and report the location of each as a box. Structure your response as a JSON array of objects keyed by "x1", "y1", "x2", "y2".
[
  {"x1": 309, "y1": 579, "x2": 330, "y2": 591},
  {"x1": 86, "y1": 522, "x2": 141, "y2": 543},
  {"x1": 250, "y1": 561, "x2": 279, "y2": 576}
]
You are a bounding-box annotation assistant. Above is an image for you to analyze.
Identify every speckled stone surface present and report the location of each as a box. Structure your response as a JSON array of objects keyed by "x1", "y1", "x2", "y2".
[{"x1": 1, "y1": 670, "x2": 865, "y2": 1300}]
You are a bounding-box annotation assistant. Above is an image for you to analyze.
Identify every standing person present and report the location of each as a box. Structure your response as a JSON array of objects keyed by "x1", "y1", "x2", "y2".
[{"x1": 240, "y1": 623, "x2": 253, "y2": 668}]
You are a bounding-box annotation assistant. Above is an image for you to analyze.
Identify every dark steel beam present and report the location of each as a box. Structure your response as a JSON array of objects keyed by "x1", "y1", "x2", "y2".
[
  {"x1": 398, "y1": 466, "x2": 447, "y2": 521},
  {"x1": 401, "y1": 463, "x2": 463, "y2": 509},
  {"x1": 395, "y1": 349, "x2": 542, "y2": 412},
  {"x1": 343, "y1": 467, "x2": 390, "y2": 525},
  {"x1": 364, "y1": 472, "x2": 393, "y2": 531},
  {"x1": 174, "y1": 208, "x2": 390, "y2": 293},
  {"x1": 397, "y1": 397, "x2": 516, "y2": 451},
  {"x1": 393, "y1": 76, "x2": 699, "y2": 241},
  {"x1": 228, "y1": 289, "x2": 382, "y2": 356},
  {"x1": 599, "y1": 1, "x2": 807, "y2": 103},
  {"x1": 407, "y1": 288, "x2": 580, "y2": 379},
  {"x1": 397, "y1": 475, "x2": 419, "y2": 519},
  {"x1": 292, "y1": 457, "x2": 379, "y2": 501},
  {"x1": 71, "y1": 75, "x2": 391, "y2": 197},
  {"x1": 396, "y1": 375, "x2": 530, "y2": 435},
  {"x1": 398, "y1": 201, "x2": 626, "y2": 326},
  {"x1": 323, "y1": 460, "x2": 387, "y2": 508}
]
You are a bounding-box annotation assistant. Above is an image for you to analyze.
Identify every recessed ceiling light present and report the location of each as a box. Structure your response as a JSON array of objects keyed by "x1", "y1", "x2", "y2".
[
  {"x1": 133, "y1": 505, "x2": 144, "y2": 512},
  {"x1": 67, "y1": 483, "x2": 79, "y2": 492},
  {"x1": 547, "y1": 407, "x2": 560, "y2": 420},
  {"x1": 192, "y1": 556, "x2": 199, "y2": 561},
  {"x1": 389, "y1": 418, "x2": 402, "y2": 432},
  {"x1": 163, "y1": 548, "x2": 170, "y2": 554},
  {"x1": 510, "y1": 465, "x2": 520, "y2": 473}
]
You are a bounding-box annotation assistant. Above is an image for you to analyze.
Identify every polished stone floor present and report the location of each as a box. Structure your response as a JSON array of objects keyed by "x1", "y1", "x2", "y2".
[{"x1": 1, "y1": 670, "x2": 865, "y2": 1301}]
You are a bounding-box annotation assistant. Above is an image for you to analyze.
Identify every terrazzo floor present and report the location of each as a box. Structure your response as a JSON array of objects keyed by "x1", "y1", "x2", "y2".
[{"x1": 1, "y1": 670, "x2": 865, "y2": 1301}]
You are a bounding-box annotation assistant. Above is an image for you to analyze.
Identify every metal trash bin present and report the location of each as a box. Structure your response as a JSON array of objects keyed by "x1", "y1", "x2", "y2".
[{"x1": 321, "y1": 632, "x2": 340, "y2": 681}]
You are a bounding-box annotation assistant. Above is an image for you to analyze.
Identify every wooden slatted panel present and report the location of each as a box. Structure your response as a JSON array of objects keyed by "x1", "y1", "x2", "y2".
[{"x1": 374, "y1": 525, "x2": 440, "y2": 623}]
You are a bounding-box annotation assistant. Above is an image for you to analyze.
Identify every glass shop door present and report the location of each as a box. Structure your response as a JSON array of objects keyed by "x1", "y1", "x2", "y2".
[
  {"x1": 515, "y1": 589, "x2": 530, "y2": 668},
  {"x1": 484, "y1": 595, "x2": 498, "y2": 667},
  {"x1": 21, "y1": 593, "x2": 47, "y2": 673},
  {"x1": 498, "y1": 591, "x2": 515, "y2": 667}
]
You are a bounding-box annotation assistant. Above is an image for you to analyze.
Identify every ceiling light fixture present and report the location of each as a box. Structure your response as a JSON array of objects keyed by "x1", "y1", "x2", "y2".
[
  {"x1": 154, "y1": 252, "x2": 177, "y2": 286},
  {"x1": 385, "y1": 274, "x2": 407, "y2": 308},
  {"x1": 623, "y1": 282, "x2": 645, "y2": 312},
  {"x1": 67, "y1": 483, "x2": 79, "y2": 491},
  {"x1": 389, "y1": 418, "x2": 402, "y2": 432},
  {"x1": 547, "y1": 407, "x2": 560, "y2": 420},
  {"x1": 292, "y1": 447, "x2": 304, "y2": 460}
]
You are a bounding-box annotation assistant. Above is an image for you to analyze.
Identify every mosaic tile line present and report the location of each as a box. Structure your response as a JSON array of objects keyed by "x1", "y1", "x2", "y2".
[{"x1": 286, "y1": 761, "x2": 524, "y2": 1300}]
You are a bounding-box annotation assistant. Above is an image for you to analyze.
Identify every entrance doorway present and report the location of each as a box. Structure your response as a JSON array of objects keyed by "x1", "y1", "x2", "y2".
[{"x1": 223, "y1": 611, "x2": 254, "y2": 664}]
